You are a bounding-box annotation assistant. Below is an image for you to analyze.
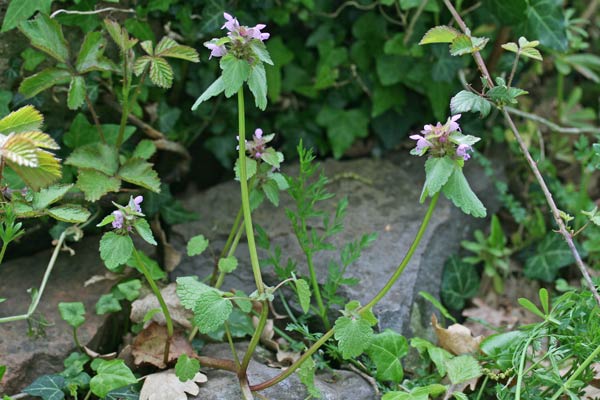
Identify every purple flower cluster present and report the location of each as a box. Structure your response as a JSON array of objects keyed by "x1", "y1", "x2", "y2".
[
  {"x1": 238, "y1": 128, "x2": 276, "y2": 160},
  {"x1": 204, "y1": 13, "x2": 270, "y2": 60},
  {"x1": 410, "y1": 114, "x2": 474, "y2": 161},
  {"x1": 112, "y1": 195, "x2": 144, "y2": 230}
]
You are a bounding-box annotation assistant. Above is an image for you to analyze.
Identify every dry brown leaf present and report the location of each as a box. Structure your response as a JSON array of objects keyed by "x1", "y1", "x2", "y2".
[
  {"x1": 84, "y1": 271, "x2": 121, "y2": 287},
  {"x1": 131, "y1": 323, "x2": 193, "y2": 368},
  {"x1": 462, "y1": 298, "x2": 537, "y2": 337},
  {"x1": 252, "y1": 317, "x2": 300, "y2": 366},
  {"x1": 431, "y1": 314, "x2": 483, "y2": 355},
  {"x1": 140, "y1": 369, "x2": 207, "y2": 400},
  {"x1": 131, "y1": 283, "x2": 192, "y2": 329}
]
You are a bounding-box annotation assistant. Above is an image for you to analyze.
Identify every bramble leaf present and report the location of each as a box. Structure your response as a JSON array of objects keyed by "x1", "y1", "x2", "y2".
[
  {"x1": 66, "y1": 143, "x2": 119, "y2": 176},
  {"x1": 67, "y1": 76, "x2": 86, "y2": 110},
  {"x1": 19, "y1": 13, "x2": 69, "y2": 62},
  {"x1": 1, "y1": 0, "x2": 53, "y2": 32},
  {"x1": 154, "y1": 37, "x2": 200, "y2": 62},
  {"x1": 19, "y1": 68, "x2": 71, "y2": 98},
  {"x1": 445, "y1": 355, "x2": 482, "y2": 384},
  {"x1": 76, "y1": 169, "x2": 121, "y2": 202},
  {"x1": 76, "y1": 31, "x2": 114, "y2": 73},
  {"x1": 419, "y1": 26, "x2": 460, "y2": 44},
  {"x1": 0, "y1": 105, "x2": 43, "y2": 133},
  {"x1": 47, "y1": 205, "x2": 91, "y2": 223},
  {"x1": 32, "y1": 184, "x2": 72, "y2": 210}
]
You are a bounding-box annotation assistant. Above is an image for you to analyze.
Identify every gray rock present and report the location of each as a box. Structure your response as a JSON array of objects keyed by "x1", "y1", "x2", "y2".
[
  {"x1": 192, "y1": 343, "x2": 375, "y2": 400},
  {"x1": 172, "y1": 153, "x2": 500, "y2": 335},
  {"x1": 0, "y1": 236, "x2": 115, "y2": 394}
]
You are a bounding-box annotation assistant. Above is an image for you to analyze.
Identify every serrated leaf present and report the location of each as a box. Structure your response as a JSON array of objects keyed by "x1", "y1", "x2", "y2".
[
  {"x1": 58, "y1": 302, "x2": 86, "y2": 328},
  {"x1": 174, "y1": 355, "x2": 200, "y2": 382},
  {"x1": 7, "y1": 148, "x2": 61, "y2": 190},
  {"x1": 175, "y1": 276, "x2": 215, "y2": 309},
  {"x1": 19, "y1": 13, "x2": 69, "y2": 62},
  {"x1": 155, "y1": 37, "x2": 199, "y2": 62},
  {"x1": 132, "y1": 139, "x2": 157, "y2": 159},
  {"x1": 76, "y1": 31, "x2": 114, "y2": 73},
  {"x1": 118, "y1": 158, "x2": 161, "y2": 192},
  {"x1": 501, "y1": 42, "x2": 519, "y2": 53},
  {"x1": 76, "y1": 169, "x2": 121, "y2": 202},
  {"x1": 423, "y1": 156, "x2": 455, "y2": 201},
  {"x1": 134, "y1": 219, "x2": 157, "y2": 246},
  {"x1": 218, "y1": 256, "x2": 238, "y2": 273},
  {"x1": 520, "y1": 47, "x2": 543, "y2": 61},
  {"x1": 104, "y1": 19, "x2": 138, "y2": 51},
  {"x1": 248, "y1": 63, "x2": 268, "y2": 110},
  {"x1": 187, "y1": 235, "x2": 209, "y2": 256},
  {"x1": 487, "y1": 84, "x2": 528, "y2": 106},
  {"x1": 297, "y1": 356, "x2": 321, "y2": 398},
  {"x1": 450, "y1": 90, "x2": 491, "y2": 117},
  {"x1": 191, "y1": 77, "x2": 225, "y2": 110},
  {"x1": 334, "y1": 315, "x2": 374, "y2": 359},
  {"x1": 441, "y1": 256, "x2": 480, "y2": 310},
  {"x1": 523, "y1": 233, "x2": 582, "y2": 282},
  {"x1": 419, "y1": 26, "x2": 460, "y2": 44},
  {"x1": 32, "y1": 183, "x2": 72, "y2": 209},
  {"x1": 90, "y1": 359, "x2": 137, "y2": 399},
  {"x1": 133, "y1": 55, "x2": 152, "y2": 77},
  {"x1": 234, "y1": 157, "x2": 257, "y2": 181},
  {"x1": 445, "y1": 355, "x2": 482, "y2": 384},
  {"x1": 0, "y1": 105, "x2": 43, "y2": 133},
  {"x1": 442, "y1": 166, "x2": 486, "y2": 218},
  {"x1": 221, "y1": 55, "x2": 251, "y2": 97},
  {"x1": 19, "y1": 68, "x2": 72, "y2": 98},
  {"x1": 148, "y1": 57, "x2": 174, "y2": 88},
  {"x1": 67, "y1": 76, "x2": 86, "y2": 110},
  {"x1": 295, "y1": 278, "x2": 311, "y2": 314},
  {"x1": 23, "y1": 375, "x2": 66, "y2": 400},
  {"x1": 450, "y1": 35, "x2": 489, "y2": 56},
  {"x1": 250, "y1": 41, "x2": 274, "y2": 65},
  {"x1": 1, "y1": 0, "x2": 53, "y2": 32},
  {"x1": 100, "y1": 232, "x2": 134, "y2": 271},
  {"x1": 47, "y1": 205, "x2": 90, "y2": 223},
  {"x1": 366, "y1": 329, "x2": 408, "y2": 383},
  {"x1": 193, "y1": 290, "x2": 233, "y2": 333},
  {"x1": 66, "y1": 143, "x2": 119, "y2": 176}
]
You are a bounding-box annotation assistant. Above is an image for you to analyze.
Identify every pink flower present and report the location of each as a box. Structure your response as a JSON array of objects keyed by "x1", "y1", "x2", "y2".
[
  {"x1": 133, "y1": 196, "x2": 143, "y2": 213},
  {"x1": 254, "y1": 128, "x2": 263, "y2": 139},
  {"x1": 410, "y1": 134, "x2": 432, "y2": 152},
  {"x1": 112, "y1": 210, "x2": 124, "y2": 229},
  {"x1": 204, "y1": 41, "x2": 227, "y2": 59},
  {"x1": 222, "y1": 12, "x2": 239, "y2": 32},
  {"x1": 456, "y1": 144, "x2": 472, "y2": 160},
  {"x1": 447, "y1": 114, "x2": 461, "y2": 132}
]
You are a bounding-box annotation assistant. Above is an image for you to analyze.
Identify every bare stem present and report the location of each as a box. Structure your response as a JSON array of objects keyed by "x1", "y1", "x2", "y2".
[
  {"x1": 50, "y1": 7, "x2": 136, "y2": 18},
  {"x1": 441, "y1": 0, "x2": 600, "y2": 307},
  {"x1": 507, "y1": 51, "x2": 520, "y2": 87}
]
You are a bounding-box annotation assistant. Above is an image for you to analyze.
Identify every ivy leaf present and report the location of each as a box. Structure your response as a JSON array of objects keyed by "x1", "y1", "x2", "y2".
[
  {"x1": 174, "y1": 355, "x2": 200, "y2": 382},
  {"x1": 193, "y1": 290, "x2": 233, "y2": 333},
  {"x1": 218, "y1": 256, "x2": 238, "y2": 273},
  {"x1": 118, "y1": 158, "x2": 161, "y2": 192},
  {"x1": 58, "y1": 302, "x2": 86, "y2": 328},
  {"x1": 100, "y1": 232, "x2": 134, "y2": 271},
  {"x1": 47, "y1": 205, "x2": 91, "y2": 223},
  {"x1": 297, "y1": 356, "x2": 321, "y2": 398},
  {"x1": 176, "y1": 276, "x2": 215, "y2": 309},
  {"x1": 76, "y1": 169, "x2": 121, "y2": 202},
  {"x1": 116, "y1": 279, "x2": 142, "y2": 302},
  {"x1": 191, "y1": 77, "x2": 225, "y2": 110},
  {"x1": 90, "y1": 359, "x2": 137, "y2": 399},
  {"x1": 421, "y1": 156, "x2": 455, "y2": 202},
  {"x1": 187, "y1": 235, "x2": 209, "y2": 256},
  {"x1": 32, "y1": 184, "x2": 72, "y2": 210},
  {"x1": 523, "y1": 234, "x2": 583, "y2": 282},
  {"x1": 450, "y1": 90, "x2": 492, "y2": 117},
  {"x1": 23, "y1": 374, "x2": 66, "y2": 400},
  {"x1": 220, "y1": 55, "x2": 251, "y2": 97},
  {"x1": 0, "y1": 105, "x2": 43, "y2": 133},
  {"x1": 295, "y1": 278, "x2": 311, "y2": 314},
  {"x1": 441, "y1": 256, "x2": 480, "y2": 310},
  {"x1": 334, "y1": 315, "x2": 374, "y2": 359},
  {"x1": 76, "y1": 31, "x2": 114, "y2": 73},
  {"x1": 442, "y1": 166, "x2": 486, "y2": 218},
  {"x1": 1, "y1": 0, "x2": 53, "y2": 32},
  {"x1": 105, "y1": 386, "x2": 139, "y2": 400},
  {"x1": 134, "y1": 219, "x2": 157, "y2": 246},
  {"x1": 445, "y1": 355, "x2": 482, "y2": 384},
  {"x1": 66, "y1": 143, "x2": 119, "y2": 176},
  {"x1": 19, "y1": 13, "x2": 69, "y2": 62},
  {"x1": 248, "y1": 63, "x2": 268, "y2": 110},
  {"x1": 419, "y1": 26, "x2": 460, "y2": 44},
  {"x1": 366, "y1": 329, "x2": 408, "y2": 383},
  {"x1": 67, "y1": 76, "x2": 86, "y2": 110},
  {"x1": 525, "y1": 0, "x2": 567, "y2": 51},
  {"x1": 19, "y1": 68, "x2": 72, "y2": 98}
]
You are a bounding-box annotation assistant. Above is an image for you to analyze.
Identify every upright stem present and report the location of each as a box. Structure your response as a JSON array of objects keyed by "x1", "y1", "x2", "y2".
[
  {"x1": 215, "y1": 220, "x2": 245, "y2": 289},
  {"x1": 550, "y1": 342, "x2": 600, "y2": 400},
  {"x1": 0, "y1": 239, "x2": 9, "y2": 265},
  {"x1": 305, "y1": 252, "x2": 330, "y2": 330},
  {"x1": 556, "y1": 72, "x2": 564, "y2": 120},
  {"x1": 250, "y1": 193, "x2": 440, "y2": 392},
  {"x1": 133, "y1": 247, "x2": 173, "y2": 365},
  {"x1": 507, "y1": 52, "x2": 520, "y2": 87},
  {"x1": 235, "y1": 88, "x2": 269, "y2": 389},
  {"x1": 442, "y1": 0, "x2": 600, "y2": 308}
]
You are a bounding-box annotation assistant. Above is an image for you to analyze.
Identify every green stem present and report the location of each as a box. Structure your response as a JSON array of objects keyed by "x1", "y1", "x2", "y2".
[
  {"x1": 225, "y1": 321, "x2": 241, "y2": 368},
  {"x1": 550, "y1": 342, "x2": 600, "y2": 400},
  {"x1": 0, "y1": 239, "x2": 8, "y2": 265},
  {"x1": 215, "y1": 216, "x2": 245, "y2": 289},
  {"x1": 235, "y1": 87, "x2": 269, "y2": 379},
  {"x1": 250, "y1": 192, "x2": 440, "y2": 392},
  {"x1": 0, "y1": 231, "x2": 67, "y2": 324},
  {"x1": 133, "y1": 247, "x2": 173, "y2": 366},
  {"x1": 515, "y1": 328, "x2": 539, "y2": 400},
  {"x1": 305, "y1": 253, "x2": 329, "y2": 330},
  {"x1": 507, "y1": 51, "x2": 520, "y2": 88},
  {"x1": 556, "y1": 72, "x2": 564, "y2": 121},
  {"x1": 475, "y1": 375, "x2": 488, "y2": 400},
  {"x1": 73, "y1": 327, "x2": 83, "y2": 351},
  {"x1": 211, "y1": 207, "x2": 243, "y2": 285}
]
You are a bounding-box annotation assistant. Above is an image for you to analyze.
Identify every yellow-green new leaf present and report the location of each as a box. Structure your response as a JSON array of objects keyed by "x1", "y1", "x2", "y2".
[
  {"x1": 7, "y1": 149, "x2": 61, "y2": 190},
  {"x1": 148, "y1": 57, "x2": 174, "y2": 88},
  {"x1": 0, "y1": 105, "x2": 44, "y2": 133},
  {"x1": 419, "y1": 26, "x2": 460, "y2": 45},
  {"x1": 104, "y1": 19, "x2": 137, "y2": 51}
]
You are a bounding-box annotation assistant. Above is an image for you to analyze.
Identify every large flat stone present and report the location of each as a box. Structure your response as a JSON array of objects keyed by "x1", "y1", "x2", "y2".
[
  {"x1": 172, "y1": 153, "x2": 500, "y2": 335},
  {"x1": 0, "y1": 236, "x2": 114, "y2": 394}
]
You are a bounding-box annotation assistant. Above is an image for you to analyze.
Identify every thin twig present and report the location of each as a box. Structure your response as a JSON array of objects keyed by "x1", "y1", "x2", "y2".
[
  {"x1": 441, "y1": 0, "x2": 600, "y2": 307},
  {"x1": 50, "y1": 7, "x2": 136, "y2": 18},
  {"x1": 84, "y1": 93, "x2": 106, "y2": 144},
  {"x1": 404, "y1": 0, "x2": 429, "y2": 45},
  {"x1": 315, "y1": 0, "x2": 378, "y2": 18},
  {"x1": 582, "y1": 0, "x2": 599, "y2": 21},
  {"x1": 505, "y1": 107, "x2": 600, "y2": 134}
]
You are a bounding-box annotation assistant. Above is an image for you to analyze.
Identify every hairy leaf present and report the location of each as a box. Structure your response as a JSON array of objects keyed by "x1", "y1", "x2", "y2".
[
  {"x1": 419, "y1": 26, "x2": 460, "y2": 44},
  {"x1": 58, "y1": 302, "x2": 86, "y2": 328},
  {"x1": 174, "y1": 355, "x2": 200, "y2": 382},
  {"x1": 155, "y1": 37, "x2": 199, "y2": 62},
  {"x1": 422, "y1": 156, "x2": 455, "y2": 201},
  {"x1": 19, "y1": 13, "x2": 69, "y2": 62},
  {"x1": 221, "y1": 55, "x2": 251, "y2": 97},
  {"x1": 66, "y1": 143, "x2": 119, "y2": 176},
  {"x1": 187, "y1": 235, "x2": 209, "y2": 256},
  {"x1": 193, "y1": 290, "x2": 233, "y2": 333},
  {"x1": 118, "y1": 158, "x2": 161, "y2": 192},
  {"x1": 67, "y1": 76, "x2": 86, "y2": 110},
  {"x1": 248, "y1": 63, "x2": 268, "y2": 110},
  {"x1": 450, "y1": 90, "x2": 492, "y2": 117},
  {"x1": 442, "y1": 166, "x2": 486, "y2": 218},
  {"x1": 191, "y1": 77, "x2": 225, "y2": 110},
  {"x1": 0, "y1": 105, "x2": 44, "y2": 133},
  {"x1": 32, "y1": 184, "x2": 72, "y2": 209},
  {"x1": 334, "y1": 315, "x2": 374, "y2": 359},
  {"x1": 76, "y1": 31, "x2": 114, "y2": 73},
  {"x1": 100, "y1": 232, "x2": 134, "y2": 271},
  {"x1": 2, "y1": 0, "x2": 53, "y2": 32},
  {"x1": 445, "y1": 355, "x2": 482, "y2": 384},
  {"x1": 134, "y1": 219, "x2": 157, "y2": 246},
  {"x1": 76, "y1": 169, "x2": 121, "y2": 202},
  {"x1": 47, "y1": 205, "x2": 90, "y2": 223}
]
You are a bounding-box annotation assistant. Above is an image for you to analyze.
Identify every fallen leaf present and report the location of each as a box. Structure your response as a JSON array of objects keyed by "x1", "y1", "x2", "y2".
[
  {"x1": 131, "y1": 283, "x2": 192, "y2": 329},
  {"x1": 83, "y1": 346, "x2": 117, "y2": 360},
  {"x1": 462, "y1": 298, "x2": 536, "y2": 337},
  {"x1": 432, "y1": 314, "x2": 483, "y2": 355},
  {"x1": 140, "y1": 369, "x2": 207, "y2": 400},
  {"x1": 252, "y1": 317, "x2": 300, "y2": 366},
  {"x1": 132, "y1": 323, "x2": 193, "y2": 368},
  {"x1": 84, "y1": 271, "x2": 121, "y2": 287}
]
